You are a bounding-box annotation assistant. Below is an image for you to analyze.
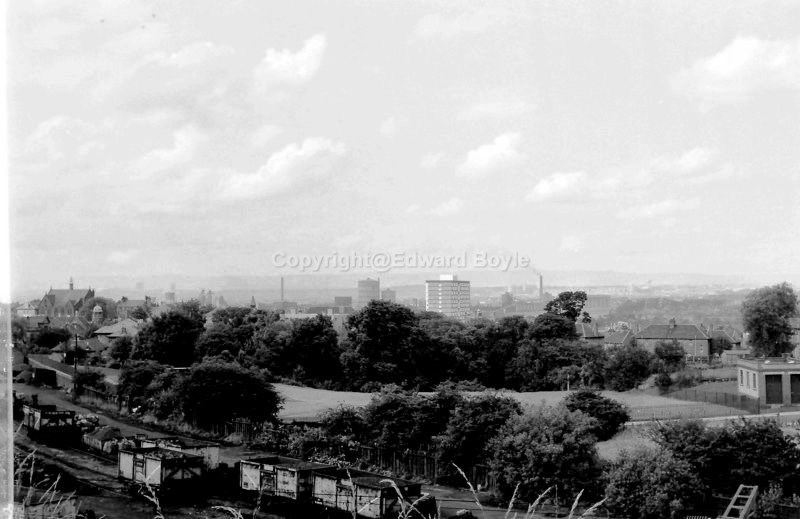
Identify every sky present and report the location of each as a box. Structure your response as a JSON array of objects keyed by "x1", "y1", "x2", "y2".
[{"x1": 6, "y1": 0, "x2": 800, "y2": 295}]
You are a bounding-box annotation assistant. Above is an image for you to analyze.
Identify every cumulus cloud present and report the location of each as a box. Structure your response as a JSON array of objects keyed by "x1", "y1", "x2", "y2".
[
  {"x1": 254, "y1": 34, "x2": 327, "y2": 88},
  {"x1": 525, "y1": 172, "x2": 586, "y2": 202},
  {"x1": 23, "y1": 116, "x2": 97, "y2": 160},
  {"x1": 415, "y1": 8, "x2": 511, "y2": 40},
  {"x1": 431, "y1": 197, "x2": 464, "y2": 216},
  {"x1": 458, "y1": 100, "x2": 535, "y2": 121},
  {"x1": 457, "y1": 133, "x2": 526, "y2": 179},
  {"x1": 651, "y1": 147, "x2": 734, "y2": 185},
  {"x1": 219, "y1": 137, "x2": 346, "y2": 201},
  {"x1": 617, "y1": 198, "x2": 700, "y2": 220},
  {"x1": 135, "y1": 125, "x2": 207, "y2": 176},
  {"x1": 420, "y1": 152, "x2": 445, "y2": 170},
  {"x1": 146, "y1": 41, "x2": 234, "y2": 68},
  {"x1": 673, "y1": 35, "x2": 800, "y2": 105}
]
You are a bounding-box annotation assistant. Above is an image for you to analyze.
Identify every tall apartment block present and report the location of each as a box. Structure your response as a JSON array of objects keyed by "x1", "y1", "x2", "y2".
[
  {"x1": 425, "y1": 274, "x2": 471, "y2": 320},
  {"x1": 357, "y1": 278, "x2": 380, "y2": 308}
]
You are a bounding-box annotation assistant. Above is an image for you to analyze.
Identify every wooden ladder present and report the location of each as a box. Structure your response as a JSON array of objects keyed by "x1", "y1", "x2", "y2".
[{"x1": 720, "y1": 485, "x2": 758, "y2": 519}]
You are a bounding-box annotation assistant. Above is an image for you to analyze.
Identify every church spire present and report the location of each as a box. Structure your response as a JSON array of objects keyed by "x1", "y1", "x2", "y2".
[{"x1": 69, "y1": 277, "x2": 74, "y2": 290}]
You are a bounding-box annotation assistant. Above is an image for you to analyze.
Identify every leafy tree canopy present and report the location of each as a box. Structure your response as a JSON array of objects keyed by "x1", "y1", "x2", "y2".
[
  {"x1": 603, "y1": 345, "x2": 654, "y2": 391},
  {"x1": 742, "y1": 283, "x2": 798, "y2": 357},
  {"x1": 132, "y1": 310, "x2": 204, "y2": 366},
  {"x1": 561, "y1": 389, "x2": 630, "y2": 441},
  {"x1": 545, "y1": 291, "x2": 591, "y2": 323}
]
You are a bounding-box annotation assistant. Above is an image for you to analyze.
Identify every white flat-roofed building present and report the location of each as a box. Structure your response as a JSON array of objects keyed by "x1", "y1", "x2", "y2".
[{"x1": 425, "y1": 275, "x2": 470, "y2": 320}]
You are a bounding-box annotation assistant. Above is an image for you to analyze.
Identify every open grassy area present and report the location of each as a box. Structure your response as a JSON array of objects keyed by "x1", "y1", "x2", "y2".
[{"x1": 274, "y1": 384, "x2": 747, "y2": 422}]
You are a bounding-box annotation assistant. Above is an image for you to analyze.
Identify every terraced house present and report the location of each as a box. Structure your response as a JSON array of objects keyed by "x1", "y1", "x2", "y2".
[{"x1": 634, "y1": 319, "x2": 711, "y2": 362}]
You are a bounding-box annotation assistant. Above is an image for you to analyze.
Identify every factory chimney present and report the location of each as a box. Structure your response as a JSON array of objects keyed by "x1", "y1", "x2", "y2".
[{"x1": 539, "y1": 274, "x2": 543, "y2": 300}]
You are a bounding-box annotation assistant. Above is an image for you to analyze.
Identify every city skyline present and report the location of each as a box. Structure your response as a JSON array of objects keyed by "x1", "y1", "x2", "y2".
[{"x1": 6, "y1": 1, "x2": 800, "y2": 299}]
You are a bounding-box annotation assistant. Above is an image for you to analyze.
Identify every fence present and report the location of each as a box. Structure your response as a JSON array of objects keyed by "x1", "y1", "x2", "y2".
[{"x1": 664, "y1": 388, "x2": 760, "y2": 415}]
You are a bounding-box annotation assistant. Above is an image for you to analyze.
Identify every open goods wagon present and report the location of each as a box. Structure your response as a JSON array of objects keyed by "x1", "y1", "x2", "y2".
[
  {"x1": 239, "y1": 455, "x2": 334, "y2": 500},
  {"x1": 311, "y1": 467, "x2": 427, "y2": 519},
  {"x1": 118, "y1": 447, "x2": 205, "y2": 498},
  {"x1": 21, "y1": 403, "x2": 79, "y2": 446},
  {"x1": 139, "y1": 436, "x2": 221, "y2": 470}
]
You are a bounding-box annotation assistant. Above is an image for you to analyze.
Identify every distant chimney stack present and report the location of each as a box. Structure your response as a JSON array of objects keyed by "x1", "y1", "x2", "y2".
[
  {"x1": 539, "y1": 274, "x2": 543, "y2": 299},
  {"x1": 669, "y1": 318, "x2": 676, "y2": 329},
  {"x1": 69, "y1": 277, "x2": 74, "y2": 291}
]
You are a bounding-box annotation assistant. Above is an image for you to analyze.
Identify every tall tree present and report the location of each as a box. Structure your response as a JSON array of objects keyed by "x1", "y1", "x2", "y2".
[
  {"x1": 603, "y1": 345, "x2": 653, "y2": 391},
  {"x1": 544, "y1": 291, "x2": 591, "y2": 323},
  {"x1": 78, "y1": 297, "x2": 117, "y2": 322},
  {"x1": 742, "y1": 283, "x2": 798, "y2": 357},
  {"x1": 132, "y1": 310, "x2": 204, "y2": 366},
  {"x1": 289, "y1": 314, "x2": 343, "y2": 384}
]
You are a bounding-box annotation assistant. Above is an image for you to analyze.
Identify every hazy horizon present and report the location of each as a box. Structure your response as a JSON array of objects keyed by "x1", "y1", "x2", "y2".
[{"x1": 5, "y1": 1, "x2": 800, "y2": 301}]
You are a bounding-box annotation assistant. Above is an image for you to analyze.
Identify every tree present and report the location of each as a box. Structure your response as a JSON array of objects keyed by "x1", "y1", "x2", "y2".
[
  {"x1": 710, "y1": 334, "x2": 734, "y2": 356},
  {"x1": 108, "y1": 336, "x2": 133, "y2": 364},
  {"x1": 742, "y1": 283, "x2": 798, "y2": 357},
  {"x1": 132, "y1": 310, "x2": 204, "y2": 366},
  {"x1": 74, "y1": 369, "x2": 106, "y2": 395},
  {"x1": 178, "y1": 358, "x2": 282, "y2": 429},
  {"x1": 561, "y1": 389, "x2": 630, "y2": 441},
  {"x1": 288, "y1": 315, "x2": 343, "y2": 384},
  {"x1": 436, "y1": 394, "x2": 522, "y2": 484},
  {"x1": 529, "y1": 313, "x2": 578, "y2": 341},
  {"x1": 650, "y1": 418, "x2": 800, "y2": 498},
  {"x1": 488, "y1": 406, "x2": 603, "y2": 504},
  {"x1": 129, "y1": 306, "x2": 149, "y2": 320},
  {"x1": 118, "y1": 360, "x2": 166, "y2": 412},
  {"x1": 604, "y1": 447, "x2": 705, "y2": 519},
  {"x1": 32, "y1": 327, "x2": 72, "y2": 352},
  {"x1": 11, "y1": 318, "x2": 28, "y2": 347},
  {"x1": 654, "y1": 340, "x2": 686, "y2": 373},
  {"x1": 500, "y1": 292, "x2": 514, "y2": 307},
  {"x1": 361, "y1": 387, "x2": 437, "y2": 450},
  {"x1": 603, "y1": 345, "x2": 653, "y2": 391},
  {"x1": 544, "y1": 291, "x2": 591, "y2": 323}
]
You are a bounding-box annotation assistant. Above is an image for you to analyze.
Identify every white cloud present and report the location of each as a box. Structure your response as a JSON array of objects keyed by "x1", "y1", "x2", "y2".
[
  {"x1": 135, "y1": 125, "x2": 207, "y2": 176},
  {"x1": 673, "y1": 35, "x2": 800, "y2": 105},
  {"x1": 420, "y1": 152, "x2": 445, "y2": 170},
  {"x1": 525, "y1": 172, "x2": 586, "y2": 202},
  {"x1": 458, "y1": 100, "x2": 535, "y2": 121},
  {"x1": 146, "y1": 41, "x2": 234, "y2": 68},
  {"x1": 457, "y1": 133, "x2": 526, "y2": 179},
  {"x1": 107, "y1": 249, "x2": 138, "y2": 264},
  {"x1": 219, "y1": 137, "x2": 346, "y2": 201},
  {"x1": 379, "y1": 116, "x2": 399, "y2": 136},
  {"x1": 415, "y1": 8, "x2": 511, "y2": 40},
  {"x1": 617, "y1": 198, "x2": 700, "y2": 220},
  {"x1": 651, "y1": 147, "x2": 734, "y2": 185},
  {"x1": 431, "y1": 197, "x2": 464, "y2": 216},
  {"x1": 254, "y1": 34, "x2": 327, "y2": 88},
  {"x1": 250, "y1": 125, "x2": 282, "y2": 147},
  {"x1": 560, "y1": 235, "x2": 584, "y2": 253}
]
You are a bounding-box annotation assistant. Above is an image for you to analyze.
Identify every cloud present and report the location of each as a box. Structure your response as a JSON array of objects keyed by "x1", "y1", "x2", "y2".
[
  {"x1": 457, "y1": 133, "x2": 526, "y2": 179},
  {"x1": 560, "y1": 235, "x2": 583, "y2": 253},
  {"x1": 617, "y1": 198, "x2": 700, "y2": 220},
  {"x1": 107, "y1": 249, "x2": 139, "y2": 264},
  {"x1": 420, "y1": 152, "x2": 445, "y2": 170},
  {"x1": 135, "y1": 125, "x2": 207, "y2": 176},
  {"x1": 525, "y1": 172, "x2": 586, "y2": 202},
  {"x1": 651, "y1": 147, "x2": 734, "y2": 185},
  {"x1": 431, "y1": 197, "x2": 464, "y2": 216},
  {"x1": 415, "y1": 8, "x2": 511, "y2": 40},
  {"x1": 253, "y1": 34, "x2": 327, "y2": 88},
  {"x1": 146, "y1": 41, "x2": 234, "y2": 68},
  {"x1": 219, "y1": 137, "x2": 346, "y2": 201},
  {"x1": 673, "y1": 35, "x2": 800, "y2": 105},
  {"x1": 458, "y1": 100, "x2": 535, "y2": 121},
  {"x1": 379, "y1": 116, "x2": 399, "y2": 136},
  {"x1": 23, "y1": 116, "x2": 97, "y2": 161},
  {"x1": 250, "y1": 125, "x2": 282, "y2": 147}
]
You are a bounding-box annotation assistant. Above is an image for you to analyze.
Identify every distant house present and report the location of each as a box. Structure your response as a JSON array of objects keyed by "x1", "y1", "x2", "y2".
[
  {"x1": 575, "y1": 322, "x2": 604, "y2": 346},
  {"x1": 15, "y1": 302, "x2": 38, "y2": 318},
  {"x1": 634, "y1": 319, "x2": 711, "y2": 361},
  {"x1": 93, "y1": 318, "x2": 142, "y2": 345},
  {"x1": 116, "y1": 298, "x2": 148, "y2": 319},
  {"x1": 603, "y1": 329, "x2": 635, "y2": 349},
  {"x1": 37, "y1": 279, "x2": 94, "y2": 318}
]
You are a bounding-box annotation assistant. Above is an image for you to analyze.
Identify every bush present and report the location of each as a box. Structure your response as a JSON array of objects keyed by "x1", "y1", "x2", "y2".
[{"x1": 561, "y1": 390, "x2": 630, "y2": 441}]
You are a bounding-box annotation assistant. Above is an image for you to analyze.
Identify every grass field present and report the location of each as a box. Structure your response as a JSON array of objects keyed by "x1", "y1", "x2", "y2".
[{"x1": 274, "y1": 383, "x2": 747, "y2": 422}]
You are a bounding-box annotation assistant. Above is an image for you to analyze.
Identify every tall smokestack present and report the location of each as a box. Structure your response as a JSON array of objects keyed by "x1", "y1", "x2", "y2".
[{"x1": 539, "y1": 274, "x2": 543, "y2": 299}]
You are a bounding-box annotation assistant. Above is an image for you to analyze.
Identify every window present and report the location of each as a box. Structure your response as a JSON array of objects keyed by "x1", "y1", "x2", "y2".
[{"x1": 740, "y1": 370, "x2": 744, "y2": 386}]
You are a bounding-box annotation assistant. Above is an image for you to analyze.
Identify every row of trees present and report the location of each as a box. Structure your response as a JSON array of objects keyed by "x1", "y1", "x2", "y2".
[{"x1": 114, "y1": 297, "x2": 658, "y2": 393}]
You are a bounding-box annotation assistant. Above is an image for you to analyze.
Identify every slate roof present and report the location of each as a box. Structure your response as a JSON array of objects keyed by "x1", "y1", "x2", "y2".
[
  {"x1": 575, "y1": 322, "x2": 603, "y2": 339},
  {"x1": 94, "y1": 318, "x2": 142, "y2": 338},
  {"x1": 635, "y1": 323, "x2": 709, "y2": 341},
  {"x1": 710, "y1": 328, "x2": 742, "y2": 344},
  {"x1": 42, "y1": 289, "x2": 93, "y2": 308},
  {"x1": 604, "y1": 330, "x2": 633, "y2": 345}
]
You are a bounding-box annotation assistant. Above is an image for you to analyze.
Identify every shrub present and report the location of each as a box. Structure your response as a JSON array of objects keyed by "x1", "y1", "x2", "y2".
[{"x1": 561, "y1": 390, "x2": 630, "y2": 441}]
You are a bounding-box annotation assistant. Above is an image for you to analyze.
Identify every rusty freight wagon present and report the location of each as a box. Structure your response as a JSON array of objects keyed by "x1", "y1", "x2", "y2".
[
  {"x1": 239, "y1": 455, "x2": 333, "y2": 500},
  {"x1": 21, "y1": 403, "x2": 79, "y2": 445},
  {"x1": 139, "y1": 436, "x2": 221, "y2": 470},
  {"x1": 118, "y1": 447, "x2": 205, "y2": 498},
  {"x1": 311, "y1": 468, "x2": 424, "y2": 519}
]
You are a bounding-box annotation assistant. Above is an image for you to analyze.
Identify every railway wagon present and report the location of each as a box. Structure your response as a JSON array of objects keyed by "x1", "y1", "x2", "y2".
[
  {"x1": 139, "y1": 436, "x2": 221, "y2": 470},
  {"x1": 312, "y1": 468, "x2": 423, "y2": 519},
  {"x1": 21, "y1": 403, "x2": 79, "y2": 445},
  {"x1": 239, "y1": 455, "x2": 334, "y2": 500},
  {"x1": 118, "y1": 447, "x2": 205, "y2": 497}
]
